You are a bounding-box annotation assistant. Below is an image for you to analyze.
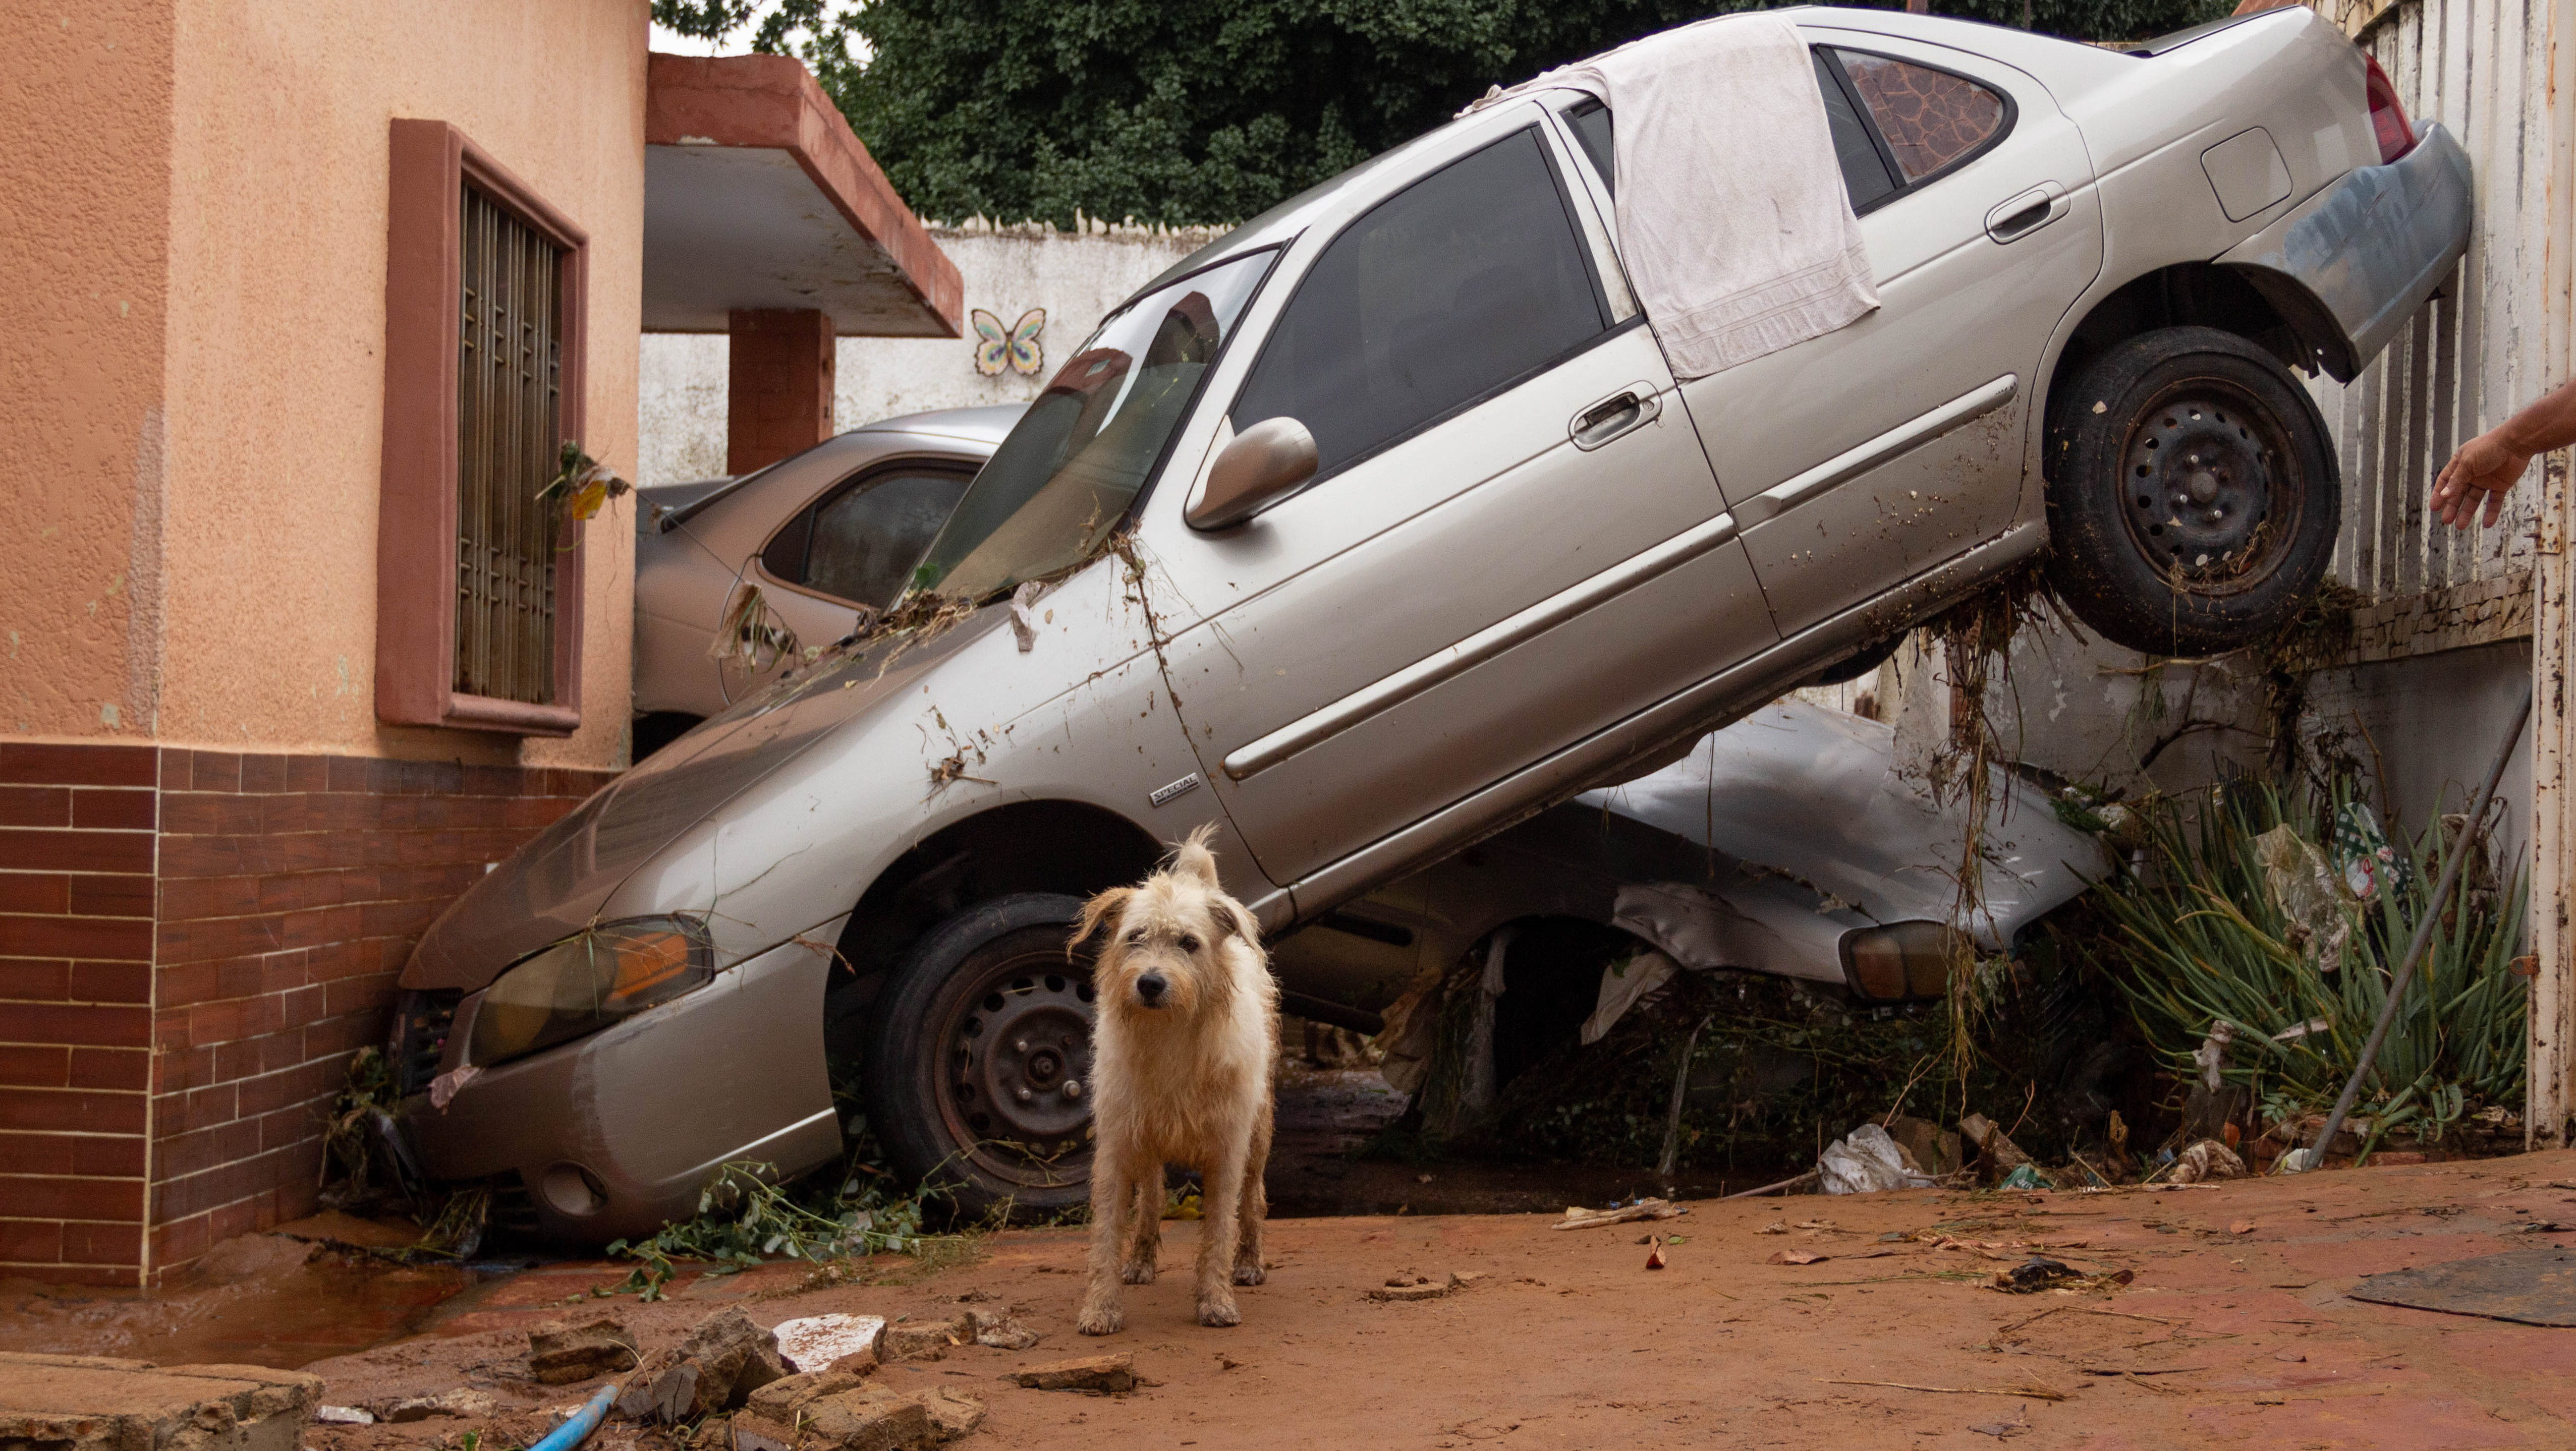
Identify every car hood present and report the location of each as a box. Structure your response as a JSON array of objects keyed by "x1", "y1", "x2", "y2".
[
  {"x1": 401, "y1": 605, "x2": 1015, "y2": 992},
  {"x1": 1576, "y1": 698, "x2": 2105, "y2": 948}
]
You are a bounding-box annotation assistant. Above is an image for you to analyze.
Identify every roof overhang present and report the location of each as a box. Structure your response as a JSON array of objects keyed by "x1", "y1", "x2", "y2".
[{"x1": 643, "y1": 52, "x2": 962, "y2": 338}]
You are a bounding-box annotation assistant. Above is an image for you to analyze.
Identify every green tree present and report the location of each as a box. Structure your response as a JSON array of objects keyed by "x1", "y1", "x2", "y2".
[{"x1": 657, "y1": 0, "x2": 2233, "y2": 229}]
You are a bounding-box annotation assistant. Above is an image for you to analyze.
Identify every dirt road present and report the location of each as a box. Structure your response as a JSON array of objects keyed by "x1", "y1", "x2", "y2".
[{"x1": 270, "y1": 1148, "x2": 2576, "y2": 1450}]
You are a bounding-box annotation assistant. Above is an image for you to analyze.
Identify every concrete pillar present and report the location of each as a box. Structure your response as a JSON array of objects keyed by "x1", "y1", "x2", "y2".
[{"x1": 726, "y1": 308, "x2": 835, "y2": 475}]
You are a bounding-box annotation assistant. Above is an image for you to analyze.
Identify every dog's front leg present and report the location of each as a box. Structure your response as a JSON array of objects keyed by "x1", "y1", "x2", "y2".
[
  {"x1": 1193, "y1": 1148, "x2": 1246, "y2": 1327},
  {"x1": 1122, "y1": 1166, "x2": 1162, "y2": 1284},
  {"x1": 1077, "y1": 1151, "x2": 1132, "y2": 1336}
]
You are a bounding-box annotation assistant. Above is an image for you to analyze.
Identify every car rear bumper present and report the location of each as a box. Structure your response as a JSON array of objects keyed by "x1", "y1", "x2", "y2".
[
  {"x1": 395, "y1": 932, "x2": 843, "y2": 1243},
  {"x1": 2220, "y1": 122, "x2": 2474, "y2": 382}
]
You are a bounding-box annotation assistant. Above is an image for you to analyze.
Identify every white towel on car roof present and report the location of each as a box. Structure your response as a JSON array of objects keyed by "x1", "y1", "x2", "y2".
[{"x1": 1485, "y1": 12, "x2": 1878, "y2": 380}]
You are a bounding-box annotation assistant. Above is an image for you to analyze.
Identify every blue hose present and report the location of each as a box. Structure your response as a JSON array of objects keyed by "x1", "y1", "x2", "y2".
[{"x1": 528, "y1": 1384, "x2": 618, "y2": 1451}]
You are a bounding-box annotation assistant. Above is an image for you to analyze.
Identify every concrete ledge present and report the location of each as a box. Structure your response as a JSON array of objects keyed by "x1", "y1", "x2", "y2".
[{"x1": 0, "y1": 1353, "x2": 320, "y2": 1451}]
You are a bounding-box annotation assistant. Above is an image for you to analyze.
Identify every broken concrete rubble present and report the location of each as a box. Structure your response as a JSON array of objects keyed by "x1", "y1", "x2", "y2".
[
  {"x1": 879, "y1": 1314, "x2": 972, "y2": 1363},
  {"x1": 614, "y1": 1306, "x2": 788, "y2": 1425},
  {"x1": 526, "y1": 1312, "x2": 635, "y2": 1385},
  {"x1": 728, "y1": 1380, "x2": 984, "y2": 1451},
  {"x1": 0, "y1": 1353, "x2": 320, "y2": 1451},
  {"x1": 1009, "y1": 1354, "x2": 1136, "y2": 1392},
  {"x1": 770, "y1": 1315, "x2": 886, "y2": 1374}
]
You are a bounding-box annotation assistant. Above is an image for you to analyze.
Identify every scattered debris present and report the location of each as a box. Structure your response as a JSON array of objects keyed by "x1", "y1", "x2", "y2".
[
  {"x1": 528, "y1": 1312, "x2": 636, "y2": 1384},
  {"x1": 1553, "y1": 1198, "x2": 1683, "y2": 1231},
  {"x1": 1008, "y1": 580, "x2": 1047, "y2": 651},
  {"x1": 2167, "y1": 1140, "x2": 2247, "y2": 1185},
  {"x1": 379, "y1": 1387, "x2": 498, "y2": 1422},
  {"x1": 769, "y1": 1314, "x2": 888, "y2": 1375},
  {"x1": 1768, "y1": 1249, "x2": 1826, "y2": 1266},
  {"x1": 970, "y1": 1311, "x2": 1043, "y2": 1351},
  {"x1": 1958, "y1": 1114, "x2": 2034, "y2": 1179},
  {"x1": 1987, "y1": 1257, "x2": 2133, "y2": 1295},
  {"x1": 614, "y1": 1306, "x2": 790, "y2": 1424},
  {"x1": 2229, "y1": 1220, "x2": 2256, "y2": 1235},
  {"x1": 1010, "y1": 1354, "x2": 1137, "y2": 1393},
  {"x1": 1886, "y1": 1115, "x2": 1965, "y2": 1178},
  {"x1": 1823, "y1": 1378, "x2": 2064, "y2": 1402},
  {"x1": 315, "y1": 1405, "x2": 375, "y2": 1425},
  {"x1": 1820, "y1": 1123, "x2": 1935, "y2": 1194},
  {"x1": 1645, "y1": 1237, "x2": 1667, "y2": 1270}
]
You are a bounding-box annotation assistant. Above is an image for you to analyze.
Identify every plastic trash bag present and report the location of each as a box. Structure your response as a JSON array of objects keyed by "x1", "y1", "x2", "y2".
[{"x1": 1819, "y1": 1122, "x2": 1935, "y2": 1194}]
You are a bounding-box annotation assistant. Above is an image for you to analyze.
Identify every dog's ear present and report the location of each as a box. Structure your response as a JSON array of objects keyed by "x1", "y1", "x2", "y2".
[
  {"x1": 1212, "y1": 896, "x2": 1261, "y2": 946},
  {"x1": 1070, "y1": 887, "x2": 1134, "y2": 952},
  {"x1": 1169, "y1": 821, "x2": 1224, "y2": 891}
]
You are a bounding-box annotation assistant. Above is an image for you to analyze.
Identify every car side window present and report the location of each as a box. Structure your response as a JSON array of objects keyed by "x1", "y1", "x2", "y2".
[
  {"x1": 1829, "y1": 49, "x2": 2008, "y2": 185},
  {"x1": 1563, "y1": 98, "x2": 1616, "y2": 196},
  {"x1": 1808, "y1": 52, "x2": 1898, "y2": 212},
  {"x1": 1230, "y1": 127, "x2": 1611, "y2": 483},
  {"x1": 761, "y1": 468, "x2": 972, "y2": 609}
]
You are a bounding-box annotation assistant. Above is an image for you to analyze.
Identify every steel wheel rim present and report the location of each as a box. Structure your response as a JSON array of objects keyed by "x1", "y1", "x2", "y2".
[
  {"x1": 2115, "y1": 377, "x2": 2303, "y2": 600},
  {"x1": 932, "y1": 941, "x2": 1096, "y2": 1194}
]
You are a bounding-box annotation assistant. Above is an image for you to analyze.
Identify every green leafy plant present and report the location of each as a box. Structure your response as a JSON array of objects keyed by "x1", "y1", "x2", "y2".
[
  {"x1": 602, "y1": 1160, "x2": 933, "y2": 1302},
  {"x1": 2096, "y1": 781, "x2": 2527, "y2": 1158}
]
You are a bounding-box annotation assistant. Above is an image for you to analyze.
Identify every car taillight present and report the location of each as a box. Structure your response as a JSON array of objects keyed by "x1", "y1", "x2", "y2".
[{"x1": 2364, "y1": 54, "x2": 2417, "y2": 163}]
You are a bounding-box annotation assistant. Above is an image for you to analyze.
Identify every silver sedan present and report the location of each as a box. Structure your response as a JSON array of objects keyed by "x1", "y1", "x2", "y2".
[{"x1": 394, "y1": 5, "x2": 2466, "y2": 1240}]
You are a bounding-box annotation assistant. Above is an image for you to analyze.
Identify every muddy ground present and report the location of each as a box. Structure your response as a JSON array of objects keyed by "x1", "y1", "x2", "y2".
[{"x1": 18, "y1": 1147, "x2": 2576, "y2": 1448}]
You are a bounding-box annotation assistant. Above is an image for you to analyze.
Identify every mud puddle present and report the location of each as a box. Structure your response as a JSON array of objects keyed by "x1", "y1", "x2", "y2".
[{"x1": 0, "y1": 1212, "x2": 541, "y2": 1369}]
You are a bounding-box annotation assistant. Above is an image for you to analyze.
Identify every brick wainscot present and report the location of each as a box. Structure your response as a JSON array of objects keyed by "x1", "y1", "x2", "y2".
[{"x1": 0, "y1": 742, "x2": 613, "y2": 1286}]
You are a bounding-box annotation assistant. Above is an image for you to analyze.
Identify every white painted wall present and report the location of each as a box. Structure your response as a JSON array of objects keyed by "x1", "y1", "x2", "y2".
[{"x1": 636, "y1": 218, "x2": 1221, "y2": 484}]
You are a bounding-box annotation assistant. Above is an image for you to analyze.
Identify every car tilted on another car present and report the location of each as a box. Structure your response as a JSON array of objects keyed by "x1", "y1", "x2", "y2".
[{"x1": 392, "y1": 5, "x2": 2468, "y2": 1240}]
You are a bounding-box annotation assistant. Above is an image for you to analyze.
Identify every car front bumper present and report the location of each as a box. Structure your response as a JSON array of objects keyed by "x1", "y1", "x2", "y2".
[
  {"x1": 2221, "y1": 122, "x2": 2475, "y2": 382},
  {"x1": 396, "y1": 932, "x2": 843, "y2": 1243}
]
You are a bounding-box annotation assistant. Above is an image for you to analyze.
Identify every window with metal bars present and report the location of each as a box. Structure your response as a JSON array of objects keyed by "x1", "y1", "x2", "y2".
[
  {"x1": 378, "y1": 119, "x2": 587, "y2": 735},
  {"x1": 455, "y1": 186, "x2": 565, "y2": 705}
]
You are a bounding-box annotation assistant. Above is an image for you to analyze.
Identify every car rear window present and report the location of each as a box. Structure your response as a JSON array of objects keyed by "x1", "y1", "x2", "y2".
[
  {"x1": 1831, "y1": 50, "x2": 2008, "y2": 184},
  {"x1": 1230, "y1": 127, "x2": 1611, "y2": 483}
]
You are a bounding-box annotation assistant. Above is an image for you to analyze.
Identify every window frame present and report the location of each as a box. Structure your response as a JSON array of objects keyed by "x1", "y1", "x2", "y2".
[
  {"x1": 1816, "y1": 46, "x2": 2019, "y2": 215},
  {"x1": 376, "y1": 119, "x2": 591, "y2": 736},
  {"x1": 754, "y1": 456, "x2": 981, "y2": 609},
  {"x1": 1221, "y1": 123, "x2": 1632, "y2": 494}
]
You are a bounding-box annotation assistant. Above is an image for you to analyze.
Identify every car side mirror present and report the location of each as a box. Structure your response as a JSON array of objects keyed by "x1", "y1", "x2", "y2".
[{"x1": 1187, "y1": 417, "x2": 1317, "y2": 530}]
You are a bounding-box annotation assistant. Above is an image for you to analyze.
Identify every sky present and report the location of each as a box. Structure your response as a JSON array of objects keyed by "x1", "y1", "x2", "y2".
[{"x1": 648, "y1": 3, "x2": 870, "y2": 62}]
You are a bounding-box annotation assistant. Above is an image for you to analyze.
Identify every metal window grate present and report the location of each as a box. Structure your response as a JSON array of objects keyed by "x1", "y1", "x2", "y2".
[{"x1": 456, "y1": 184, "x2": 564, "y2": 704}]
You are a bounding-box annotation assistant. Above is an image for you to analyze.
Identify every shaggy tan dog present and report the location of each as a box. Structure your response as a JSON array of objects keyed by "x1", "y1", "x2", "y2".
[{"x1": 1071, "y1": 826, "x2": 1278, "y2": 1333}]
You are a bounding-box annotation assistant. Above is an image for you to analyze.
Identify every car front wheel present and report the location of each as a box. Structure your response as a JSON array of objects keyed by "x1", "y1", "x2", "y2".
[
  {"x1": 862, "y1": 893, "x2": 1097, "y2": 1220},
  {"x1": 2043, "y1": 326, "x2": 2338, "y2": 656}
]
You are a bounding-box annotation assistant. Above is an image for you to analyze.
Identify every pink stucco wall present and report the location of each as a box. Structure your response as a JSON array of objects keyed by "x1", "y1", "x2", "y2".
[
  {"x1": 0, "y1": 3, "x2": 177, "y2": 745},
  {"x1": 7, "y1": 0, "x2": 646, "y2": 772}
]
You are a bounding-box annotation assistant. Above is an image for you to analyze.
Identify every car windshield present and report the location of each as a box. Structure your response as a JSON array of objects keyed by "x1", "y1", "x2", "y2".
[{"x1": 909, "y1": 250, "x2": 1274, "y2": 601}]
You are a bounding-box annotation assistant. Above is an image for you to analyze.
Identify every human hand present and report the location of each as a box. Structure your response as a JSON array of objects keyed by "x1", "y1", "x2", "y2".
[{"x1": 2431, "y1": 428, "x2": 2530, "y2": 529}]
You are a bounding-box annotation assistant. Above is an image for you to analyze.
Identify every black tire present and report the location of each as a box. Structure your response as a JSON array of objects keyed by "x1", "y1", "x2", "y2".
[
  {"x1": 862, "y1": 893, "x2": 1098, "y2": 1220},
  {"x1": 2043, "y1": 327, "x2": 2338, "y2": 656}
]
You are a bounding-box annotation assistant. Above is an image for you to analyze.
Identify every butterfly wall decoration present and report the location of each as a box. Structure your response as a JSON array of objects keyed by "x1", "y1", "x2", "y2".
[{"x1": 972, "y1": 307, "x2": 1046, "y2": 376}]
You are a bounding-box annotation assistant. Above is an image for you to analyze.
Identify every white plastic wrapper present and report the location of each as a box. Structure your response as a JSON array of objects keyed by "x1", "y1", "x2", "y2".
[{"x1": 1818, "y1": 1122, "x2": 1935, "y2": 1195}]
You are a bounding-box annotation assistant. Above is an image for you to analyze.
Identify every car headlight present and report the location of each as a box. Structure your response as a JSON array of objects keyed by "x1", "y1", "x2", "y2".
[
  {"x1": 1840, "y1": 921, "x2": 1963, "y2": 1002},
  {"x1": 468, "y1": 916, "x2": 713, "y2": 1067}
]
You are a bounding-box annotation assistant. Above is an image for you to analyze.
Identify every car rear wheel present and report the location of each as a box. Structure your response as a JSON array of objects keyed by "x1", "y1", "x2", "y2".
[
  {"x1": 862, "y1": 893, "x2": 1097, "y2": 1220},
  {"x1": 2043, "y1": 326, "x2": 2338, "y2": 656}
]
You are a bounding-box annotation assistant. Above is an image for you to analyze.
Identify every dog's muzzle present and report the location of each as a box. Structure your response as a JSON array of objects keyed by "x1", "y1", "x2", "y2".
[{"x1": 1135, "y1": 972, "x2": 1168, "y2": 1007}]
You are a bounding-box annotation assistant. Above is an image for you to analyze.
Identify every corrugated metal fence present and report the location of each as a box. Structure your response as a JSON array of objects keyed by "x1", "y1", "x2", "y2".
[{"x1": 2304, "y1": 0, "x2": 2562, "y2": 635}]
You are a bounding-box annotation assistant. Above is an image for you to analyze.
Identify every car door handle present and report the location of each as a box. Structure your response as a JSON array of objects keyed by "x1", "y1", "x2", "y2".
[
  {"x1": 1570, "y1": 383, "x2": 1660, "y2": 451},
  {"x1": 1984, "y1": 183, "x2": 2069, "y2": 243}
]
